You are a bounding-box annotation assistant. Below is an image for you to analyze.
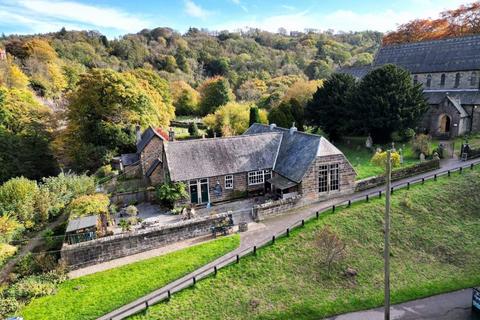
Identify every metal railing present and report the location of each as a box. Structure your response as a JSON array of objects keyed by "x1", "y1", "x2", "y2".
[{"x1": 99, "y1": 159, "x2": 480, "y2": 320}]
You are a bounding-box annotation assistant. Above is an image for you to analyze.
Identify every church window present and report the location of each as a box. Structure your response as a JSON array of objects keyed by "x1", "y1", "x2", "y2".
[
  {"x1": 426, "y1": 74, "x2": 432, "y2": 88},
  {"x1": 454, "y1": 73, "x2": 461, "y2": 88},
  {"x1": 440, "y1": 74, "x2": 446, "y2": 86}
]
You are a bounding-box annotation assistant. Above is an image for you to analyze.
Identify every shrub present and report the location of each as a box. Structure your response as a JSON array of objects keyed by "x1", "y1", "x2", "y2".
[
  {"x1": 188, "y1": 122, "x2": 199, "y2": 137},
  {"x1": 371, "y1": 151, "x2": 401, "y2": 169},
  {"x1": 94, "y1": 164, "x2": 113, "y2": 180},
  {"x1": 412, "y1": 134, "x2": 432, "y2": 157},
  {"x1": 119, "y1": 219, "x2": 130, "y2": 232},
  {"x1": 7, "y1": 276, "x2": 56, "y2": 299},
  {"x1": 155, "y1": 182, "x2": 188, "y2": 209},
  {"x1": 14, "y1": 253, "x2": 41, "y2": 277},
  {"x1": 315, "y1": 226, "x2": 346, "y2": 274},
  {"x1": 0, "y1": 177, "x2": 39, "y2": 229},
  {"x1": 0, "y1": 243, "x2": 17, "y2": 266},
  {"x1": 0, "y1": 297, "x2": 19, "y2": 318},
  {"x1": 67, "y1": 193, "x2": 109, "y2": 220},
  {"x1": 126, "y1": 205, "x2": 138, "y2": 217},
  {"x1": 0, "y1": 214, "x2": 23, "y2": 242}
]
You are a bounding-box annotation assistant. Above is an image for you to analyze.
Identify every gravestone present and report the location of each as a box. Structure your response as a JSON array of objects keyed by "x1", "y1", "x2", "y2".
[
  {"x1": 419, "y1": 153, "x2": 425, "y2": 162},
  {"x1": 365, "y1": 135, "x2": 373, "y2": 149}
]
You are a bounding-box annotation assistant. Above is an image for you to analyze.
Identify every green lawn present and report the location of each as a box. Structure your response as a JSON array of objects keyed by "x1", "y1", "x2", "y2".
[
  {"x1": 172, "y1": 126, "x2": 207, "y2": 139},
  {"x1": 338, "y1": 138, "x2": 422, "y2": 180},
  {"x1": 131, "y1": 166, "x2": 480, "y2": 320},
  {"x1": 20, "y1": 235, "x2": 240, "y2": 320}
]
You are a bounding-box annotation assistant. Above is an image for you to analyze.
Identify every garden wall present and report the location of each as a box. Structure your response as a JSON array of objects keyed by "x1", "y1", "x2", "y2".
[
  {"x1": 252, "y1": 195, "x2": 303, "y2": 222},
  {"x1": 61, "y1": 212, "x2": 231, "y2": 270},
  {"x1": 110, "y1": 189, "x2": 156, "y2": 206},
  {"x1": 355, "y1": 159, "x2": 440, "y2": 192}
]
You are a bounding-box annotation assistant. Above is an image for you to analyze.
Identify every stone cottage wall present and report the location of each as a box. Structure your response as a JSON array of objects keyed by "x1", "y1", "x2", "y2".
[
  {"x1": 252, "y1": 195, "x2": 303, "y2": 221},
  {"x1": 140, "y1": 136, "x2": 163, "y2": 176},
  {"x1": 300, "y1": 154, "x2": 356, "y2": 201},
  {"x1": 420, "y1": 99, "x2": 467, "y2": 137},
  {"x1": 61, "y1": 212, "x2": 231, "y2": 270}
]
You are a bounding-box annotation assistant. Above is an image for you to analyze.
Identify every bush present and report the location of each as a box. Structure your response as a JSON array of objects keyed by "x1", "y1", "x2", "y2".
[
  {"x1": 0, "y1": 177, "x2": 39, "y2": 229},
  {"x1": 315, "y1": 226, "x2": 346, "y2": 274},
  {"x1": 391, "y1": 128, "x2": 416, "y2": 142},
  {"x1": 94, "y1": 164, "x2": 113, "y2": 180},
  {"x1": 0, "y1": 214, "x2": 23, "y2": 242},
  {"x1": 7, "y1": 276, "x2": 56, "y2": 299},
  {"x1": 371, "y1": 151, "x2": 401, "y2": 168},
  {"x1": 67, "y1": 193, "x2": 109, "y2": 220},
  {"x1": 155, "y1": 182, "x2": 188, "y2": 209},
  {"x1": 14, "y1": 253, "x2": 41, "y2": 278},
  {"x1": 0, "y1": 297, "x2": 20, "y2": 318},
  {"x1": 0, "y1": 243, "x2": 17, "y2": 266},
  {"x1": 412, "y1": 134, "x2": 432, "y2": 157}
]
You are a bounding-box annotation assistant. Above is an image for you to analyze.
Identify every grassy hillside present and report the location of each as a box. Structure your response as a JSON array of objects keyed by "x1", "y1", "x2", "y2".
[
  {"x1": 132, "y1": 166, "x2": 480, "y2": 320},
  {"x1": 20, "y1": 235, "x2": 240, "y2": 320}
]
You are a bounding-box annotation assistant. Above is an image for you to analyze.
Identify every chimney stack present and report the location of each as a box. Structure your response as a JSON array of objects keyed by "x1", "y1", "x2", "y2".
[
  {"x1": 135, "y1": 124, "x2": 142, "y2": 144},
  {"x1": 289, "y1": 122, "x2": 297, "y2": 135},
  {"x1": 168, "y1": 127, "x2": 175, "y2": 141}
]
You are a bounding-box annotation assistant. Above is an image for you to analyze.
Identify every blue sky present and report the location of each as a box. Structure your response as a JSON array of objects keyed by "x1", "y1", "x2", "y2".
[{"x1": 0, "y1": 0, "x2": 472, "y2": 38}]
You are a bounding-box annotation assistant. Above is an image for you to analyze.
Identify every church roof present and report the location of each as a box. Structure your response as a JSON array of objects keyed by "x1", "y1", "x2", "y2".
[
  {"x1": 374, "y1": 35, "x2": 480, "y2": 73},
  {"x1": 424, "y1": 90, "x2": 480, "y2": 106}
]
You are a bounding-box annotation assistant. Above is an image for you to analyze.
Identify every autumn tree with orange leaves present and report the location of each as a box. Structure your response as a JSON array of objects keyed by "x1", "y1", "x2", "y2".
[{"x1": 383, "y1": 2, "x2": 480, "y2": 45}]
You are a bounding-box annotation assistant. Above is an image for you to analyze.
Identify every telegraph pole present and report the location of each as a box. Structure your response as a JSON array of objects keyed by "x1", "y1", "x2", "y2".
[{"x1": 384, "y1": 150, "x2": 392, "y2": 320}]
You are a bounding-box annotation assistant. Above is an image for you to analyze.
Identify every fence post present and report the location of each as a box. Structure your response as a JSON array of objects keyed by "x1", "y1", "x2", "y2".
[
  {"x1": 168, "y1": 290, "x2": 171, "y2": 300},
  {"x1": 214, "y1": 266, "x2": 217, "y2": 276},
  {"x1": 272, "y1": 235, "x2": 275, "y2": 244},
  {"x1": 434, "y1": 174, "x2": 437, "y2": 181},
  {"x1": 253, "y1": 245, "x2": 257, "y2": 255},
  {"x1": 236, "y1": 254, "x2": 240, "y2": 264},
  {"x1": 146, "y1": 301, "x2": 149, "y2": 308},
  {"x1": 448, "y1": 170, "x2": 451, "y2": 177},
  {"x1": 390, "y1": 187, "x2": 394, "y2": 194},
  {"x1": 471, "y1": 163, "x2": 474, "y2": 170},
  {"x1": 193, "y1": 276, "x2": 196, "y2": 286},
  {"x1": 301, "y1": 219, "x2": 305, "y2": 227},
  {"x1": 379, "y1": 191, "x2": 382, "y2": 198},
  {"x1": 316, "y1": 211, "x2": 319, "y2": 219},
  {"x1": 460, "y1": 167, "x2": 463, "y2": 174},
  {"x1": 348, "y1": 200, "x2": 351, "y2": 207},
  {"x1": 287, "y1": 228, "x2": 290, "y2": 236},
  {"x1": 332, "y1": 205, "x2": 336, "y2": 212},
  {"x1": 422, "y1": 178, "x2": 425, "y2": 184},
  {"x1": 366, "y1": 194, "x2": 369, "y2": 202}
]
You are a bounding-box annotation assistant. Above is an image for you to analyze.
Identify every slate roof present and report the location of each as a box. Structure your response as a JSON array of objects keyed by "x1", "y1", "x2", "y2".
[
  {"x1": 137, "y1": 126, "x2": 168, "y2": 152},
  {"x1": 337, "y1": 66, "x2": 372, "y2": 79},
  {"x1": 121, "y1": 153, "x2": 140, "y2": 166},
  {"x1": 423, "y1": 90, "x2": 480, "y2": 106},
  {"x1": 374, "y1": 35, "x2": 480, "y2": 73},
  {"x1": 164, "y1": 132, "x2": 282, "y2": 181},
  {"x1": 146, "y1": 158, "x2": 161, "y2": 177},
  {"x1": 244, "y1": 124, "x2": 343, "y2": 183},
  {"x1": 66, "y1": 215, "x2": 98, "y2": 233}
]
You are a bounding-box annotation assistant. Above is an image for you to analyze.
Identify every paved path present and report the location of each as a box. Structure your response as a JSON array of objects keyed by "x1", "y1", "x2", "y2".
[
  {"x1": 0, "y1": 214, "x2": 67, "y2": 284},
  {"x1": 325, "y1": 288, "x2": 480, "y2": 320},
  {"x1": 99, "y1": 157, "x2": 480, "y2": 320}
]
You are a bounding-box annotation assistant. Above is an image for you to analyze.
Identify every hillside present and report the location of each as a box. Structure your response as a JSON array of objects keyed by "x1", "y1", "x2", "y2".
[{"x1": 127, "y1": 166, "x2": 480, "y2": 320}]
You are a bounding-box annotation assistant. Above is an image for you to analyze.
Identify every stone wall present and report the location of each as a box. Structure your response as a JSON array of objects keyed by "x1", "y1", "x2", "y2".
[
  {"x1": 420, "y1": 99, "x2": 470, "y2": 137},
  {"x1": 300, "y1": 154, "x2": 356, "y2": 201},
  {"x1": 355, "y1": 159, "x2": 440, "y2": 192},
  {"x1": 413, "y1": 71, "x2": 480, "y2": 90},
  {"x1": 61, "y1": 212, "x2": 231, "y2": 269},
  {"x1": 252, "y1": 195, "x2": 303, "y2": 221},
  {"x1": 110, "y1": 189, "x2": 156, "y2": 206},
  {"x1": 140, "y1": 136, "x2": 163, "y2": 177}
]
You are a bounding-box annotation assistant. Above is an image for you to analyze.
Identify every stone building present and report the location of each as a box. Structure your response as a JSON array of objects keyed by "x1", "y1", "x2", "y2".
[
  {"x1": 339, "y1": 35, "x2": 480, "y2": 138},
  {"x1": 118, "y1": 124, "x2": 356, "y2": 205}
]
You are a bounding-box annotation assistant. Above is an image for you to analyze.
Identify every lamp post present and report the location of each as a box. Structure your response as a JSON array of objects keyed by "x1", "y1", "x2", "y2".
[{"x1": 384, "y1": 150, "x2": 392, "y2": 320}]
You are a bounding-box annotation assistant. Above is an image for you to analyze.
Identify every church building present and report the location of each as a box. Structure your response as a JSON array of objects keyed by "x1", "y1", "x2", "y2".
[{"x1": 340, "y1": 35, "x2": 480, "y2": 138}]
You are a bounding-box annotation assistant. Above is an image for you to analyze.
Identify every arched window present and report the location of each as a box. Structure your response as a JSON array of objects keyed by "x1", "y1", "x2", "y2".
[
  {"x1": 454, "y1": 73, "x2": 461, "y2": 88},
  {"x1": 440, "y1": 74, "x2": 446, "y2": 86},
  {"x1": 413, "y1": 75, "x2": 418, "y2": 85},
  {"x1": 471, "y1": 71, "x2": 477, "y2": 86},
  {"x1": 426, "y1": 74, "x2": 432, "y2": 88}
]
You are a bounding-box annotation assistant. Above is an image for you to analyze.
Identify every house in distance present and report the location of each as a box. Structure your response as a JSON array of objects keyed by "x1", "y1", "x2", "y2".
[{"x1": 117, "y1": 124, "x2": 357, "y2": 206}]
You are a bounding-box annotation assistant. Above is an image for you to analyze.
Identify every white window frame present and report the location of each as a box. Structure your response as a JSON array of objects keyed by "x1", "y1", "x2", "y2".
[
  {"x1": 225, "y1": 175, "x2": 234, "y2": 189},
  {"x1": 318, "y1": 163, "x2": 341, "y2": 193},
  {"x1": 248, "y1": 170, "x2": 266, "y2": 186}
]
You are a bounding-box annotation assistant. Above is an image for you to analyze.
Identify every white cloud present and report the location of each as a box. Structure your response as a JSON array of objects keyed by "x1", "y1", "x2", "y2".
[
  {"x1": 184, "y1": 0, "x2": 212, "y2": 19},
  {"x1": 0, "y1": 0, "x2": 153, "y2": 37}
]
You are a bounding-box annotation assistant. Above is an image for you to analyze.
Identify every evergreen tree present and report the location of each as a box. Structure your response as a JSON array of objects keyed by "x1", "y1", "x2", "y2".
[
  {"x1": 249, "y1": 106, "x2": 261, "y2": 126},
  {"x1": 306, "y1": 73, "x2": 357, "y2": 141},
  {"x1": 268, "y1": 99, "x2": 304, "y2": 130},
  {"x1": 355, "y1": 64, "x2": 429, "y2": 143},
  {"x1": 198, "y1": 77, "x2": 234, "y2": 115}
]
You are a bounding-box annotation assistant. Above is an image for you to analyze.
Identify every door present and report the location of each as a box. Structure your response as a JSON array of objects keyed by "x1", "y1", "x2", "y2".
[
  {"x1": 200, "y1": 179, "x2": 209, "y2": 203},
  {"x1": 189, "y1": 180, "x2": 199, "y2": 204},
  {"x1": 264, "y1": 170, "x2": 272, "y2": 193}
]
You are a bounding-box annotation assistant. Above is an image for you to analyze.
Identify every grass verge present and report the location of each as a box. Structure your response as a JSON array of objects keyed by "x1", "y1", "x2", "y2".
[
  {"x1": 20, "y1": 234, "x2": 240, "y2": 320},
  {"x1": 132, "y1": 166, "x2": 480, "y2": 320}
]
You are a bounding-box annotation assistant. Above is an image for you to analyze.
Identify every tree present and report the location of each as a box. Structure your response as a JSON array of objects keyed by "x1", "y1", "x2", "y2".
[
  {"x1": 0, "y1": 177, "x2": 39, "y2": 229},
  {"x1": 268, "y1": 99, "x2": 305, "y2": 131},
  {"x1": 354, "y1": 65, "x2": 429, "y2": 143},
  {"x1": 198, "y1": 77, "x2": 234, "y2": 115},
  {"x1": 170, "y1": 81, "x2": 200, "y2": 116},
  {"x1": 282, "y1": 79, "x2": 322, "y2": 108},
  {"x1": 249, "y1": 106, "x2": 261, "y2": 126},
  {"x1": 67, "y1": 193, "x2": 109, "y2": 220},
  {"x1": 305, "y1": 73, "x2": 357, "y2": 141},
  {"x1": 315, "y1": 226, "x2": 346, "y2": 274},
  {"x1": 64, "y1": 68, "x2": 174, "y2": 171},
  {"x1": 0, "y1": 59, "x2": 29, "y2": 89},
  {"x1": 204, "y1": 102, "x2": 268, "y2": 136},
  {"x1": 155, "y1": 182, "x2": 188, "y2": 209}
]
